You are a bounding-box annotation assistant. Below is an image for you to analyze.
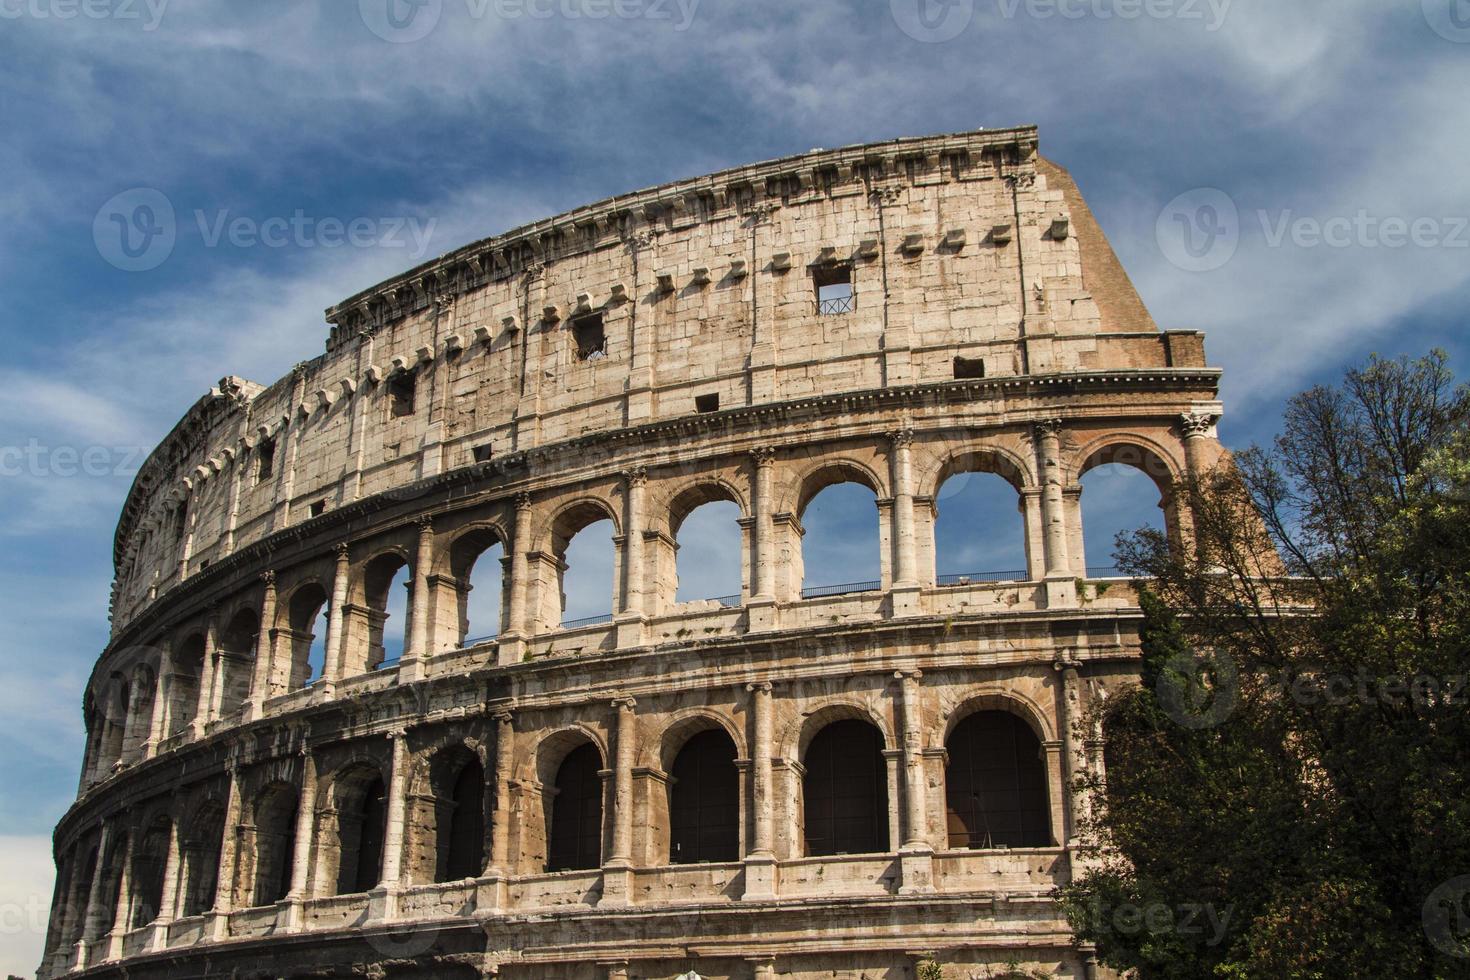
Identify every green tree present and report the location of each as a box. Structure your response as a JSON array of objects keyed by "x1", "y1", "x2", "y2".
[{"x1": 1059, "y1": 352, "x2": 1470, "y2": 978}]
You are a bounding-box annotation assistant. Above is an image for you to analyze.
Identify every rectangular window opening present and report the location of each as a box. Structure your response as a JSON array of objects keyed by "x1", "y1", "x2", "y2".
[
  {"x1": 256, "y1": 436, "x2": 276, "y2": 483},
  {"x1": 953, "y1": 356, "x2": 986, "y2": 379},
  {"x1": 695, "y1": 393, "x2": 720, "y2": 414},
  {"x1": 814, "y1": 264, "x2": 853, "y2": 316},
  {"x1": 472, "y1": 443, "x2": 494, "y2": 464},
  {"x1": 388, "y1": 371, "x2": 416, "y2": 417},
  {"x1": 310, "y1": 500, "x2": 327, "y2": 518},
  {"x1": 572, "y1": 313, "x2": 606, "y2": 361}
]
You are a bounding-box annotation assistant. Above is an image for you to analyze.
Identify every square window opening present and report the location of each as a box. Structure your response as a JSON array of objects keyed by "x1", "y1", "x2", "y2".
[
  {"x1": 310, "y1": 500, "x2": 327, "y2": 518},
  {"x1": 953, "y1": 356, "x2": 986, "y2": 380},
  {"x1": 695, "y1": 393, "x2": 720, "y2": 414},
  {"x1": 814, "y1": 264, "x2": 853, "y2": 316},
  {"x1": 388, "y1": 371, "x2": 416, "y2": 417},
  {"x1": 256, "y1": 436, "x2": 276, "y2": 483},
  {"x1": 472, "y1": 443, "x2": 494, "y2": 464},
  {"x1": 572, "y1": 313, "x2": 606, "y2": 361}
]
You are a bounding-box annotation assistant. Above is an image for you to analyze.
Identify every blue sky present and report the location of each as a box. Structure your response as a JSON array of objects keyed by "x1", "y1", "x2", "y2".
[{"x1": 2, "y1": 0, "x2": 1468, "y2": 971}]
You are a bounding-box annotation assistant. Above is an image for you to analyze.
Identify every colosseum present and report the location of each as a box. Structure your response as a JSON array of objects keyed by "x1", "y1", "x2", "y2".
[{"x1": 42, "y1": 126, "x2": 1224, "y2": 980}]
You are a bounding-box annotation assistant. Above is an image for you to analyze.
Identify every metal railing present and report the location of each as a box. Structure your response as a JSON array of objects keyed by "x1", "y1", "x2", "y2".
[
  {"x1": 1085, "y1": 565, "x2": 1130, "y2": 578},
  {"x1": 462, "y1": 631, "x2": 499, "y2": 647},
  {"x1": 800, "y1": 579, "x2": 881, "y2": 599},
  {"x1": 561, "y1": 612, "x2": 614, "y2": 629},
  {"x1": 936, "y1": 570, "x2": 1028, "y2": 586},
  {"x1": 817, "y1": 294, "x2": 854, "y2": 315}
]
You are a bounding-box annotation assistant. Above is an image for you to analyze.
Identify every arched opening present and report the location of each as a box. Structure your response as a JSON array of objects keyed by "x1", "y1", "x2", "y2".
[
  {"x1": 933, "y1": 455, "x2": 1028, "y2": 583},
  {"x1": 170, "y1": 637, "x2": 205, "y2": 734},
  {"x1": 361, "y1": 553, "x2": 411, "y2": 670},
  {"x1": 332, "y1": 769, "x2": 387, "y2": 895},
  {"x1": 95, "y1": 833, "x2": 128, "y2": 935},
  {"x1": 547, "y1": 742, "x2": 603, "y2": 871},
  {"x1": 97, "y1": 679, "x2": 129, "y2": 769},
  {"x1": 216, "y1": 608, "x2": 258, "y2": 718},
  {"x1": 798, "y1": 475, "x2": 881, "y2": 598},
  {"x1": 673, "y1": 497, "x2": 743, "y2": 606},
  {"x1": 124, "y1": 666, "x2": 157, "y2": 762},
  {"x1": 437, "y1": 754, "x2": 486, "y2": 882},
  {"x1": 552, "y1": 506, "x2": 616, "y2": 628},
  {"x1": 129, "y1": 815, "x2": 172, "y2": 927},
  {"x1": 285, "y1": 584, "x2": 329, "y2": 690},
  {"x1": 451, "y1": 529, "x2": 505, "y2": 646},
  {"x1": 944, "y1": 711, "x2": 1051, "y2": 849},
  {"x1": 249, "y1": 783, "x2": 299, "y2": 908},
  {"x1": 1078, "y1": 446, "x2": 1172, "y2": 576},
  {"x1": 181, "y1": 802, "x2": 224, "y2": 917},
  {"x1": 802, "y1": 719, "x2": 889, "y2": 856},
  {"x1": 668, "y1": 729, "x2": 739, "y2": 864}
]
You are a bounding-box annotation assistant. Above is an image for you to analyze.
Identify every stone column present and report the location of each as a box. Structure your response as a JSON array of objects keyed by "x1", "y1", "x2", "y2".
[
  {"x1": 601, "y1": 697, "x2": 636, "y2": 905},
  {"x1": 121, "y1": 674, "x2": 148, "y2": 763},
  {"x1": 147, "y1": 816, "x2": 183, "y2": 950},
  {"x1": 1179, "y1": 412, "x2": 1217, "y2": 480},
  {"x1": 77, "y1": 821, "x2": 116, "y2": 968},
  {"x1": 742, "y1": 681, "x2": 777, "y2": 900},
  {"x1": 1033, "y1": 419, "x2": 1076, "y2": 607},
  {"x1": 488, "y1": 711, "x2": 514, "y2": 875},
  {"x1": 244, "y1": 572, "x2": 277, "y2": 721},
  {"x1": 616, "y1": 469, "x2": 649, "y2": 647},
  {"x1": 320, "y1": 543, "x2": 351, "y2": 693},
  {"x1": 207, "y1": 765, "x2": 242, "y2": 941},
  {"x1": 401, "y1": 517, "x2": 434, "y2": 682},
  {"x1": 379, "y1": 730, "x2": 411, "y2": 893},
  {"x1": 1055, "y1": 659, "x2": 1088, "y2": 847},
  {"x1": 895, "y1": 670, "x2": 934, "y2": 893},
  {"x1": 888, "y1": 429, "x2": 921, "y2": 602},
  {"x1": 105, "y1": 827, "x2": 136, "y2": 960},
  {"x1": 282, "y1": 746, "x2": 317, "y2": 929},
  {"x1": 191, "y1": 609, "x2": 220, "y2": 737},
  {"x1": 500, "y1": 493, "x2": 533, "y2": 664},
  {"x1": 748, "y1": 448, "x2": 778, "y2": 630},
  {"x1": 144, "y1": 635, "x2": 171, "y2": 758}
]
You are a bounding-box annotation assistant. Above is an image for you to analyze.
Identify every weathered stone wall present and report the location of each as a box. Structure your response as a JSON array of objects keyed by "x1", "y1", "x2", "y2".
[{"x1": 49, "y1": 129, "x2": 1228, "y2": 980}]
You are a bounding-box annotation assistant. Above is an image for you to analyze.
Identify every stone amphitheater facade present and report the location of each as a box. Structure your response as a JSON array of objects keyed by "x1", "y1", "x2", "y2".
[{"x1": 42, "y1": 126, "x2": 1225, "y2": 980}]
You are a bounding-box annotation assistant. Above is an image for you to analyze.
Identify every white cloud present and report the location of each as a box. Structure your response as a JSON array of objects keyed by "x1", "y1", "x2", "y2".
[{"x1": 0, "y1": 835, "x2": 56, "y2": 979}]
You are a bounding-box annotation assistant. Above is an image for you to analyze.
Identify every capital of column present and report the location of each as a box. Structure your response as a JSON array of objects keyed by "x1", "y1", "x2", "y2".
[
  {"x1": 887, "y1": 427, "x2": 915, "y2": 448},
  {"x1": 622, "y1": 466, "x2": 647, "y2": 488},
  {"x1": 1180, "y1": 412, "x2": 1218, "y2": 437},
  {"x1": 750, "y1": 446, "x2": 776, "y2": 467},
  {"x1": 414, "y1": 514, "x2": 434, "y2": 533},
  {"x1": 259, "y1": 569, "x2": 277, "y2": 589},
  {"x1": 610, "y1": 695, "x2": 636, "y2": 712},
  {"x1": 745, "y1": 680, "x2": 773, "y2": 694},
  {"x1": 1033, "y1": 416, "x2": 1064, "y2": 439},
  {"x1": 893, "y1": 668, "x2": 923, "y2": 682},
  {"x1": 333, "y1": 541, "x2": 350, "y2": 562},
  {"x1": 514, "y1": 490, "x2": 533, "y2": 512}
]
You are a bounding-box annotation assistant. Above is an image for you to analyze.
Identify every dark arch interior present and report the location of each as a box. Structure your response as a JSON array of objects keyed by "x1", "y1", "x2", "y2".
[
  {"x1": 182, "y1": 803, "x2": 224, "y2": 917},
  {"x1": 130, "y1": 816, "x2": 172, "y2": 928},
  {"x1": 217, "y1": 608, "x2": 259, "y2": 717},
  {"x1": 668, "y1": 728, "x2": 739, "y2": 864},
  {"x1": 944, "y1": 711, "x2": 1050, "y2": 849},
  {"x1": 802, "y1": 719, "x2": 889, "y2": 856},
  {"x1": 440, "y1": 756, "x2": 486, "y2": 882},
  {"x1": 337, "y1": 773, "x2": 387, "y2": 894},
  {"x1": 252, "y1": 785, "x2": 299, "y2": 907},
  {"x1": 547, "y1": 743, "x2": 603, "y2": 872}
]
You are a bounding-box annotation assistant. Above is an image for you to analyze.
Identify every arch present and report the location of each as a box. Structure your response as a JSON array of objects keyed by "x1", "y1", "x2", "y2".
[
  {"x1": 1073, "y1": 435, "x2": 1182, "y2": 575},
  {"x1": 216, "y1": 607, "x2": 259, "y2": 718},
  {"x1": 170, "y1": 634, "x2": 205, "y2": 736},
  {"x1": 943, "y1": 711, "x2": 1052, "y2": 849},
  {"x1": 940, "y1": 691, "x2": 1056, "y2": 745},
  {"x1": 786, "y1": 699, "x2": 895, "y2": 762},
  {"x1": 932, "y1": 455, "x2": 1030, "y2": 582},
  {"x1": 655, "y1": 709, "x2": 745, "y2": 774},
  {"x1": 546, "y1": 741, "x2": 604, "y2": 872},
  {"x1": 327, "y1": 763, "x2": 387, "y2": 895},
  {"x1": 922, "y1": 446, "x2": 1032, "y2": 499},
  {"x1": 283, "y1": 583, "x2": 329, "y2": 690},
  {"x1": 801, "y1": 718, "x2": 890, "y2": 856},
  {"x1": 247, "y1": 781, "x2": 298, "y2": 907},
  {"x1": 790, "y1": 458, "x2": 886, "y2": 515},
  {"x1": 359, "y1": 551, "x2": 411, "y2": 670},
  {"x1": 129, "y1": 813, "x2": 172, "y2": 927},
  {"x1": 795, "y1": 463, "x2": 883, "y2": 598},
  {"x1": 180, "y1": 799, "x2": 225, "y2": 917},
  {"x1": 96, "y1": 677, "x2": 130, "y2": 771},
  {"x1": 668, "y1": 728, "x2": 740, "y2": 864},
  {"x1": 666, "y1": 480, "x2": 748, "y2": 538},
  {"x1": 673, "y1": 498, "x2": 744, "y2": 606},
  {"x1": 438, "y1": 750, "x2": 487, "y2": 882},
  {"x1": 448, "y1": 525, "x2": 505, "y2": 646},
  {"x1": 548, "y1": 500, "x2": 618, "y2": 628}
]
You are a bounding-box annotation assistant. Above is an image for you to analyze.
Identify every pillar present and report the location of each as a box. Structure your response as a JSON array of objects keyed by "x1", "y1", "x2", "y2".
[
  {"x1": 244, "y1": 571, "x2": 277, "y2": 721},
  {"x1": 207, "y1": 765, "x2": 242, "y2": 941},
  {"x1": 380, "y1": 730, "x2": 410, "y2": 888},
  {"x1": 105, "y1": 827, "x2": 136, "y2": 959},
  {"x1": 748, "y1": 448, "x2": 778, "y2": 630},
  {"x1": 1033, "y1": 419, "x2": 1076, "y2": 607},
  {"x1": 77, "y1": 821, "x2": 116, "y2": 967},
  {"x1": 191, "y1": 610, "x2": 220, "y2": 736},
  {"x1": 896, "y1": 669, "x2": 934, "y2": 892},
  {"x1": 488, "y1": 711, "x2": 514, "y2": 875},
  {"x1": 500, "y1": 493, "x2": 533, "y2": 663},
  {"x1": 320, "y1": 543, "x2": 351, "y2": 693},
  {"x1": 282, "y1": 746, "x2": 318, "y2": 928},
  {"x1": 147, "y1": 817, "x2": 183, "y2": 950},
  {"x1": 601, "y1": 697, "x2": 636, "y2": 905},
  {"x1": 616, "y1": 469, "x2": 649, "y2": 647},
  {"x1": 742, "y1": 681, "x2": 777, "y2": 900},
  {"x1": 889, "y1": 428, "x2": 922, "y2": 616},
  {"x1": 1179, "y1": 412, "x2": 1218, "y2": 480},
  {"x1": 401, "y1": 517, "x2": 434, "y2": 682},
  {"x1": 1055, "y1": 659, "x2": 1088, "y2": 847},
  {"x1": 144, "y1": 635, "x2": 171, "y2": 758}
]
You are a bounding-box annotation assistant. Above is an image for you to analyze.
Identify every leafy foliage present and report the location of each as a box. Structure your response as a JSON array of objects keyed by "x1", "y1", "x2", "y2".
[{"x1": 1060, "y1": 352, "x2": 1470, "y2": 978}]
